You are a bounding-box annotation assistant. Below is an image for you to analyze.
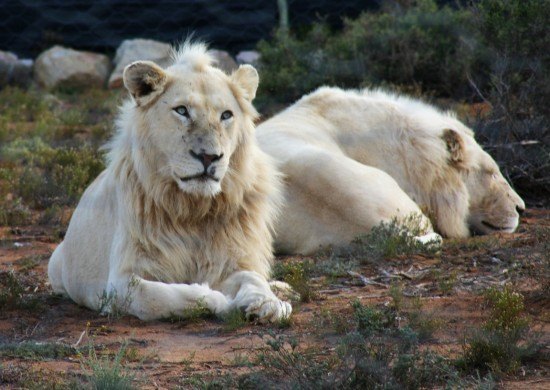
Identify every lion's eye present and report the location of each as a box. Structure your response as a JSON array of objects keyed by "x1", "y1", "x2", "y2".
[
  {"x1": 174, "y1": 106, "x2": 189, "y2": 117},
  {"x1": 221, "y1": 110, "x2": 233, "y2": 121}
]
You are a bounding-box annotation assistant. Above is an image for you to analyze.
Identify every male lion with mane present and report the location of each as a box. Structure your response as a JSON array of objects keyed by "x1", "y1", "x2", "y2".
[
  {"x1": 48, "y1": 42, "x2": 291, "y2": 322},
  {"x1": 256, "y1": 87, "x2": 525, "y2": 255}
]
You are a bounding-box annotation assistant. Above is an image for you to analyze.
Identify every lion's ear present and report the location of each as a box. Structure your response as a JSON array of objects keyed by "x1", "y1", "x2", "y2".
[
  {"x1": 123, "y1": 61, "x2": 168, "y2": 106},
  {"x1": 442, "y1": 129, "x2": 466, "y2": 167},
  {"x1": 231, "y1": 64, "x2": 259, "y2": 101}
]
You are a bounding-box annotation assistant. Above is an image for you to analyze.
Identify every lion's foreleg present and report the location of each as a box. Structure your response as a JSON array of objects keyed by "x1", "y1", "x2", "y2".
[
  {"x1": 106, "y1": 274, "x2": 231, "y2": 321},
  {"x1": 221, "y1": 271, "x2": 292, "y2": 323}
]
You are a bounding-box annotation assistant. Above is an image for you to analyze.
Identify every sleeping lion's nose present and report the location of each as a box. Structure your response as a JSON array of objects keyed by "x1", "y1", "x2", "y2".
[
  {"x1": 190, "y1": 150, "x2": 223, "y2": 169},
  {"x1": 516, "y1": 205, "x2": 525, "y2": 215}
]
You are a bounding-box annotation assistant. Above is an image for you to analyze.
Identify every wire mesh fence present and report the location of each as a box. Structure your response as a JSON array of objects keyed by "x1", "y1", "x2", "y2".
[{"x1": 1, "y1": 0, "x2": 371, "y2": 58}]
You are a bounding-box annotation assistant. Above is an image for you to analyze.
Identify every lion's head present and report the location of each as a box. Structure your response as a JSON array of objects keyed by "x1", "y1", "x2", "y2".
[
  {"x1": 121, "y1": 42, "x2": 259, "y2": 197},
  {"x1": 441, "y1": 128, "x2": 525, "y2": 236}
]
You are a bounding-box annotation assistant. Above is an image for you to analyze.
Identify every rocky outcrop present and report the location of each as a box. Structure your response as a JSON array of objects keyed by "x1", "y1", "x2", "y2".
[{"x1": 34, "y1": 46, "x2": 110, "y2": 90}]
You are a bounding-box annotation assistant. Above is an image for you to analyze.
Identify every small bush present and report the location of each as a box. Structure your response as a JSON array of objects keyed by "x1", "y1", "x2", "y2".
[
  {"x1": 271, "y1": 261, "x2": 316, "y2": 303},
  {"x1": 0, "y1": 197, "x2": 31, "y2": 226},
  {"x1": 406, "y1": 298, "x2": 442, "y2": 342},
  {"x1": 80, "y1": 341, "x2": 136, "y2": 390},
  {"x1": 458, "y1": 285, "x2": 539, "y2": 374},
  {"x1": 0, "y1": 270, "x2": 41, "y2": 311},
  {"x1": 221, "y1": 308, "x2": 247, "y2": 331},
  {"x1": 351, "y1": 299, "x2": 395, "y2": 337},
  {"x1": 350, "y1": 214, "x2": 439, "y2": 262}
]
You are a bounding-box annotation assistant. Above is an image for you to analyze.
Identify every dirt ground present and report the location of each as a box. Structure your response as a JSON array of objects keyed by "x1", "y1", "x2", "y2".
[{"x1": 0, "y1": 209, "x2": 548, "y2": 389}]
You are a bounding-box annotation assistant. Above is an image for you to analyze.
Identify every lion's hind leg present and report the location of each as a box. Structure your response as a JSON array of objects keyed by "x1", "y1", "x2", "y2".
[
  {"x1": 48, "y1": 242, "x2": 67, "y2": 295},
  {"x1": 276, "y1": 146, "x2": 439, "y2": 254}
]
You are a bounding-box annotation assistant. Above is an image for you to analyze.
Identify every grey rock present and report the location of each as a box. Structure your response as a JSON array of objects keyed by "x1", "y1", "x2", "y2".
[
  {"x1": 34, "y1": 46, "x2": 111, "y2": 90},
  {"x1": 109, "y1": 38, "x2": 172, "y2": 88},
  {"x1": 209, "y1": 49, "x2": 238, "y2": 74},
  {"x1": 0, "y1": 51, "x2": 33, "y2": 88},
  {"x1": 236, "y1": 50, "x2": 261, "y2": 66}
]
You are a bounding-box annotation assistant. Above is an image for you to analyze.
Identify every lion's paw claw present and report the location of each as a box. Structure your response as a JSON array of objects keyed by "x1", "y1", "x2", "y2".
[{"x1": 245, "y1": 298, "x2": 292, "y2": 323}]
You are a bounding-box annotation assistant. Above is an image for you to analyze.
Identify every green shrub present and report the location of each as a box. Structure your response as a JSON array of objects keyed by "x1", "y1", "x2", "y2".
[
  {"x1": 271, "y1": 260, "x2": 316, "y2": 303},
  {"x1": 0, "y1": 197, "x2": 31, "y2": 226},
  {"x1": 221, "y1": 308, "x2": 247, "y2": 331},
  {"x1": 0, "y1": 270, "x2": 41, "y2": 311},
  {"x1": 80, "y1": 341, "x2": 136, "y2": 390},
  {"x1": 257, "y1": 0, "x2": 480, "y2": 107},
  {"x1": 471, "y1": 0, "x2": 550, "y2": 203},
  {"x1": 1, "y1": 138, "x2": 104, "y2": 208},
  {"x1": 351, "y1": 299, "x2": 395, "y2": 337},
  {"x1": 350, "y1": 214, "x2": 439, "y2": 262},
  {"x1": 458, "y1": 285, "x2": 539, "y2": 374}
]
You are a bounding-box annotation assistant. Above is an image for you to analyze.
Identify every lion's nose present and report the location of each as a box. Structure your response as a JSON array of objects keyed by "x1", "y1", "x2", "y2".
[
  {"x1": 516, "y1": 205, "x2": 525, "y2": 215},
  {"x1": 190, "y1": 150, "x2": 223, "y2": 169}
]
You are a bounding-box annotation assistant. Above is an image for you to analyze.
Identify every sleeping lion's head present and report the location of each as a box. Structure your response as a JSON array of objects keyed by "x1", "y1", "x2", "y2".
[
  {"x1": 441, "y1": 128, "x2": 525, "y2": 236},
  {"x1": 122, "y1": 42, "x2": 259, "y2": 196}
]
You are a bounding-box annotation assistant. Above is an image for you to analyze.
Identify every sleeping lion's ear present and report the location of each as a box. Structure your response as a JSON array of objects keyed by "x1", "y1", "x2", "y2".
[
  {"x1": 231, "y1": 64, "x2": 259, "y2": 101},
  {"x1": 442, "y1": 128, "x2": 466, "y2": 167},
  {"x1": 123, "y1": 61, "x2": 168, "y2": 106}
]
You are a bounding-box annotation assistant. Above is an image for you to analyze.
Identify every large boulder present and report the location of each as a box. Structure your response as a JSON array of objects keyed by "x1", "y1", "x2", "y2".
[
  {"x1": 0, "y1": 51, "x2": 33, "y2": 88},
  {"x1": 209, "y1": 49, "x2": 238, "y2": 74},
  {"x1": 108, "y1": 38, "x2": 171, "y2": 88},
  {"x1": 34, "y1": 46, "x2": 110, "y2": 90}
]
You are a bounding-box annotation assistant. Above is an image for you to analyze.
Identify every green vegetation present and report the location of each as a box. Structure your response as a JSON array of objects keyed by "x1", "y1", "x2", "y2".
[
  {"x1": 458, "y1": 285, "x2": 540, "y2": 375},
  {"x1": 271, "y1": 260, "x2": 316, "y2": 303},
  {"x1": 245, "y1": 301, "x2": 455, "y2": 389},
  {"x1": 257, "y1": 0, "x2": 477, "y2": 106},
  {"x1": 0, "y1": 341, "x2": 76, "y2": 360},
  {"x1": 79, "y1": 341, "x2": 136, "y2": 390},
  {"x1": 406, "y1": 298, "x2": 442, "y2": 342},
  {"x1": 0, "y1": 270, "x2": 41, "y2": 311},
  {"x1": 350, "y1": 214, "x2": 440, "y2": 262},
  {"x1": 0, "y1": 86, "x2": 118, "y2": 228},
  {"x1": 221, "y1": 307, "x2": 247, "y2": 331}
]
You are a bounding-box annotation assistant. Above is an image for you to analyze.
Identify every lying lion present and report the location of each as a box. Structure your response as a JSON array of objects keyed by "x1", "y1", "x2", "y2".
[
  {"x1": 257, "y1": 87, "x2": 525, "y2": 255},
  {"x1": 48, "y1": 42, "x2": 291, "y2": 322}
]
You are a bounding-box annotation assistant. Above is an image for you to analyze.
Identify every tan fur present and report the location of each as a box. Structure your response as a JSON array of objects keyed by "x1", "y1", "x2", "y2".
[
  {"x1": 256, "y1": 87, "x2": 525, "y2": 255},
  {"x1": 48, "y1": 43, "x2": 291, "y2": 322}
]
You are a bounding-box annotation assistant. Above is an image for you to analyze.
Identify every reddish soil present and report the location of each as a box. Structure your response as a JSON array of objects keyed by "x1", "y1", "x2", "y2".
[{"x1": 0, "y1": 209, "x2": 548, "y2": 389}]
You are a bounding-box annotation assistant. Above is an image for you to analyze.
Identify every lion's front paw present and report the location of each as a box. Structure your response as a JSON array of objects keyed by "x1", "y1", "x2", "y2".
[
  {"x1": 414, "y1": 232, "x2": 443, "y2": 250},
  {"x1": 245, "y1": 298, "x2": 292, "y2": 323},
  {"x1": 269, "y1": 280, "x2": 300, "y2": 301}
]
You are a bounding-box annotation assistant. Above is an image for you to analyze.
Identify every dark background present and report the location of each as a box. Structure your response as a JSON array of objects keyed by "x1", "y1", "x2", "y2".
[{"x1": 0, "y1": 0, "x2": 376, "y2": 57}]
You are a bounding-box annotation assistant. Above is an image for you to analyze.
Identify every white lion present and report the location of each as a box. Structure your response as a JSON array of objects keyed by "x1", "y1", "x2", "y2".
[
  {"x1": 48, "y1": 42, "x2": 291, "y2": 322},
  {"x1": 256, "y1": 87, "x2": 525, "y2": 255}
]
